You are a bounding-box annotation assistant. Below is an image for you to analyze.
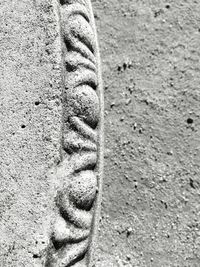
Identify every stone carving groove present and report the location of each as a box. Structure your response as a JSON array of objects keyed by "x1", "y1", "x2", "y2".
[{"x1": 46, "y1": 0, "x2": 103, "y2": 266}]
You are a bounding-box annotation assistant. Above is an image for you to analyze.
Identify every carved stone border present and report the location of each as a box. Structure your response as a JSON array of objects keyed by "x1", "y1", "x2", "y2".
[{"x1": 46, "y1": 0, "x2": 103, "y2": 266}]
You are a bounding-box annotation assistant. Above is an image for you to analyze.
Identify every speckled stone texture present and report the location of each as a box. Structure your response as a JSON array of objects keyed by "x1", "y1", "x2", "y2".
[
  {"x1": 0, "y1": 0, "x2": 103, "y2": 266},
  {"x1": 45, "y1": 1, "x2": 103, "y2": 266},
  {"x1": 0, "y1": 0, "x2": 63, "y2": 265},
  {"x1": 93, "y1": 0, "x2": 200, "y2": 266}
]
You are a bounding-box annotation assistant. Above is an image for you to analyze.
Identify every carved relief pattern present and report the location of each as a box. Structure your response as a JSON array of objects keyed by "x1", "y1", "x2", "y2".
[{"x1": 46, "y1": 0, "x2": 101, "y2": 266}]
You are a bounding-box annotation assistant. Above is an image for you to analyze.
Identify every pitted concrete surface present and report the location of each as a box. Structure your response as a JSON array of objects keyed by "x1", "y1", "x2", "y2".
[{"x1": 93, "y1": 0, "x2": 200, "y2": 266}]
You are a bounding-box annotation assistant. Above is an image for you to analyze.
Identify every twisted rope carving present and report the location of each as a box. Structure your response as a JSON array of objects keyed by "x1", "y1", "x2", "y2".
[{"x1": 46, "y1": 1, "x2": 101, "y2": 266}]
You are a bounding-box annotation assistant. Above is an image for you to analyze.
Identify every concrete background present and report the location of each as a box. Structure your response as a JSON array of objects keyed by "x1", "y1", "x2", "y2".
[{"x1": 93, "y1": 0, "x2": 200, "y2": 266}]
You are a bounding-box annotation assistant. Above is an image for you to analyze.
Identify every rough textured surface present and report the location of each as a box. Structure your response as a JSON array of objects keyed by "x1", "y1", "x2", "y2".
[
  {"x1": 93, "y1": 0, "x2": 200, "y2": 266},
  {"x1": 0, "y1": 0, "x2": 103, "y2": 266},
  {"x1": 1, "y1": 0, "x2": 200, "y2": 266},
  {"x1": 45, "y1": 1, "x2": 103, "y2": 266},
  {"x1": 0, "y1": 0, "x2": 63, "y2": 265}
]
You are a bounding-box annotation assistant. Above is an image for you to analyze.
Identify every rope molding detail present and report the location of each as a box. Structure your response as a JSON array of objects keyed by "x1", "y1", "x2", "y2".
[{"x1": 46, "y1": 0, "x2": 104, "y2": 266}]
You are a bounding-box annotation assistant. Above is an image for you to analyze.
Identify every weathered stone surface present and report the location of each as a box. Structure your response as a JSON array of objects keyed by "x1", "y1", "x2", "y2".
[
  {"x1": 0, "y1": 0, "x2": 103, "y2": 266},
  {"x1": 3, "y1": 0, "x2": 200, "y2": 266},
  {"x1": 45, "y1": 1, "x2": 103, "y2": 266},
  {"x1": 0, "y1": 0, "x2": 63, "y2": 265},
  {"x1": 93, "y1": 0, "x2": 200, "y2": 266}
]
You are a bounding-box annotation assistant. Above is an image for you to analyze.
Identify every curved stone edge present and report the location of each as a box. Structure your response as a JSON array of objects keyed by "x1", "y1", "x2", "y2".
[
  {"x1": 86, "y1": 1, "x2": 104, "y2": 266},
  {"x1": 45, "y1": 0, "x2": 104, "y2": 266}
]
